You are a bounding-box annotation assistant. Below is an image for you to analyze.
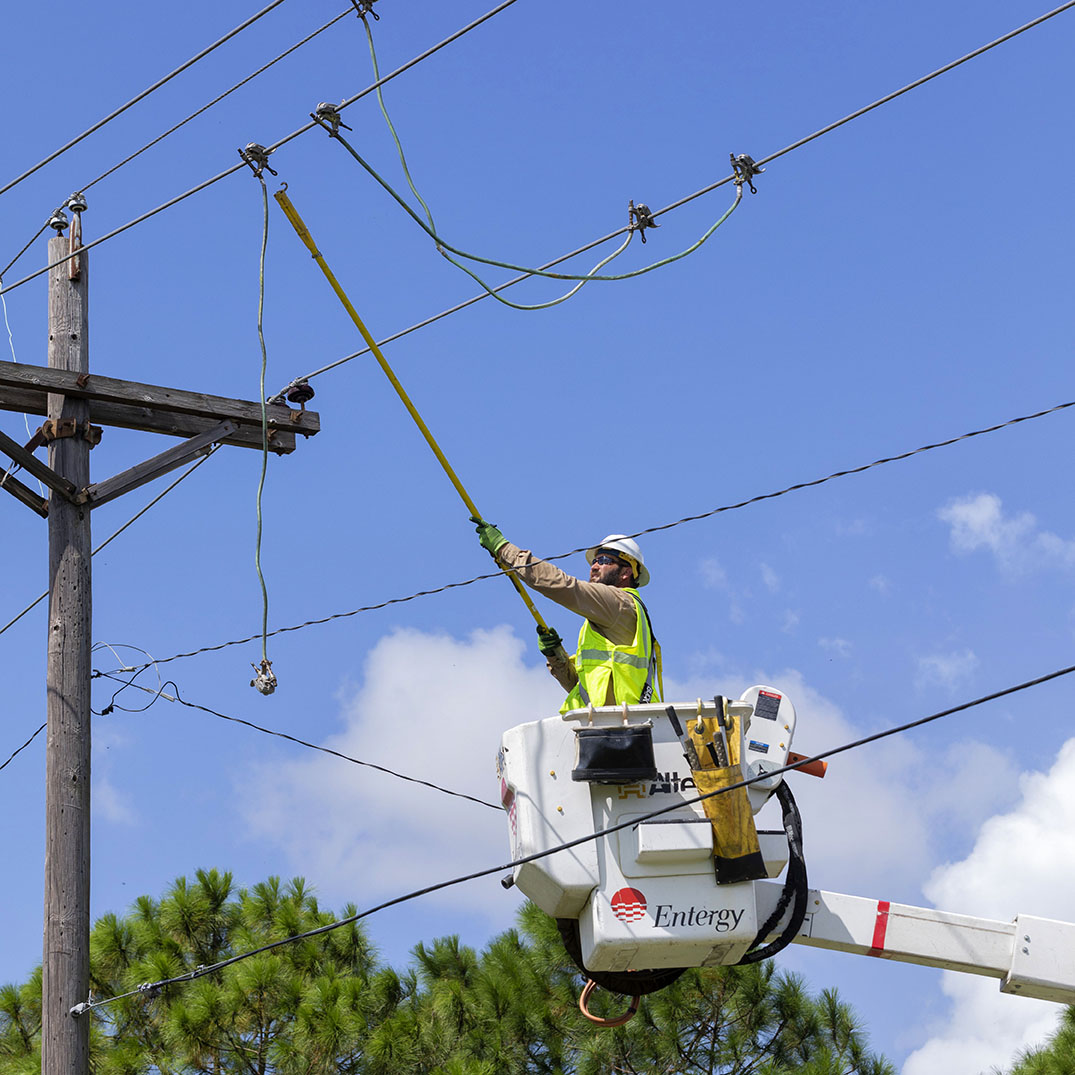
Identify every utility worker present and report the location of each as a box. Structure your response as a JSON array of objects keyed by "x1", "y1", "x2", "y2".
[{"x1": 471, "y1": 518, "x2": 662, "y2": 714}]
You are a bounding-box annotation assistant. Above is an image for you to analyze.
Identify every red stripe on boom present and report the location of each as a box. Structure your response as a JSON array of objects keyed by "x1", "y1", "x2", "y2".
[{"x1": 869, "y1": 900, "x2": 891, "y2": 954}]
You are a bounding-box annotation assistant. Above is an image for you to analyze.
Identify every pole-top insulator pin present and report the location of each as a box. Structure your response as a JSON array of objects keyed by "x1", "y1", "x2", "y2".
[
  {"x1": 48, "y1": 208, "x2": 70, "y2": 234},
  {"x1": 67, "y1": 192, "x2": 88, "y2": 214},
  {"x1": 286, "y1": 381, "x2": 315, "y2": 407}
]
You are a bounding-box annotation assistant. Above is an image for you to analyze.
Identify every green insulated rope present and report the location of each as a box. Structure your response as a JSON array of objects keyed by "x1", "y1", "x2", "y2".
[{"x1": 253, "y1": 172, "x2": 273, "y2": 684}]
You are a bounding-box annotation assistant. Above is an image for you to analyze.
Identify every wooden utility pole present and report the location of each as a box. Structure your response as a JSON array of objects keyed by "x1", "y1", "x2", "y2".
[
  {"x1": 0, "y1": 214, "x2": 320, "y2": 1075},
  {"x1": 42, "y1": 234, "x2": 91, "y2": 1075}
]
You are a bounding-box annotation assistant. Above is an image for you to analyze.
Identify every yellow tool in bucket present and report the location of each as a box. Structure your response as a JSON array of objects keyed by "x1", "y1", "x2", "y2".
[{"x1": 686, "y1": 696, "x2": 767, "y2": 884}]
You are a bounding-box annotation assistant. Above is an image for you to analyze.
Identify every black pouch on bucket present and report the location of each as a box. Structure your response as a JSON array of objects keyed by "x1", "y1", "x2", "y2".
[{"x1": 571, "y1": 725, "x2": 658, "y2": 784}]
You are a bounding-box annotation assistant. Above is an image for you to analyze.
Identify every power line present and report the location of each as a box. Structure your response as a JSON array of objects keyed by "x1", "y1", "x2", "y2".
[
  {"x1": 0, "y1": 9, "x2": 354, "y2": 286},
  {"x1": 80, "y1": 10, "x2": 353, "y2": 198},
  {"x1": 6, "y1": 0, "x2": 1071, "y2": 307},
  {"x1": 71, "y1": 657, "x2": 1075, "y2": 1015},
  {"x1": 274, "y1": 0, "x2": 1075, "y2": 394},
  {"x1": 0, "y1": 0, "x2": 291, "y2": 200},
  {"x1": 135, "y1": 395, "x2": 1075, "y2": 673},
  {"x1": 92, "y1": 671, "x2": 499, "y2": 810},
  {"x1": 0, "y1": 723, "x2": 46, "y2": 773},
  {"x1": 0, "y1": 0, "x2": 526, "y2": 299}
]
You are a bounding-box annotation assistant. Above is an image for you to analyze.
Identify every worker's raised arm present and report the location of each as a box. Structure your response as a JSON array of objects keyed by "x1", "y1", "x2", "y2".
[{"x1": 492, "y1": 541, "x2": 638, "y2": 644}]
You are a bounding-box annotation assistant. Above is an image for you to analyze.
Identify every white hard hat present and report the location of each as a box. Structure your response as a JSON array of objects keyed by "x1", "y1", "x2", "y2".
[{"x1": 585, "y1": 534, "x2": 650, "y2": 587}]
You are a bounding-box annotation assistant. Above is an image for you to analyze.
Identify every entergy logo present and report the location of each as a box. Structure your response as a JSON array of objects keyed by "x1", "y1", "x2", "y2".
[{"x1": 610, "y1": 887, "x2": 647, "y2": 923}]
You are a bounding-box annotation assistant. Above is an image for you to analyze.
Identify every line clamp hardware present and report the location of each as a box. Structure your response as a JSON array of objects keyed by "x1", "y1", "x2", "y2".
[
  {"x1": 628, "y1": 200, "x2": 660, "y2": 244},
  {"x1": 251, "y1": 658, "x2": 277, "y2": 695},
  {"x1": 311, "y1": 101, "x2": 352, "y2": 136},
  {"x1": 350, "y1": 0, "x2": 380, "y2": 19},
  {"x1": 731, "y1": 153, "x2": 764, "y2": 194},
  {"x1": 238, "y1": 143, "x2": 278, "y2": 178}
]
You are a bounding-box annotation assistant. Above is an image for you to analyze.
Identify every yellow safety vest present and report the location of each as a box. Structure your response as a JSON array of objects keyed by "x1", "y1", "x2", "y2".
[{"x1": 560, "y1": 589, "x2": 662, "y2": 714}]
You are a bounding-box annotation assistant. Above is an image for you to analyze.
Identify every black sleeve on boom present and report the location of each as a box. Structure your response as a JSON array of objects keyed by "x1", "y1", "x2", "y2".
[{"x1": 737, "y1": 780, "x2": 808, "y2": 965}]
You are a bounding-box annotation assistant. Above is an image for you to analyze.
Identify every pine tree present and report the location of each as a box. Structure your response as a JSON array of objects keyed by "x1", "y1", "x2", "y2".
[{"x1": 0, "y1": 872, "x2": 894, "y2": 1075}]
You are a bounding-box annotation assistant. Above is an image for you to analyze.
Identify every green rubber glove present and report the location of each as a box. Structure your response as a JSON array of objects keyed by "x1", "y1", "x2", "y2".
[
  {"x1": 470, "y1": 515, "x2": 508, "y2": 555},
  {"x1": 537, "y1": 625, "x2": 564, "y2": 656}
]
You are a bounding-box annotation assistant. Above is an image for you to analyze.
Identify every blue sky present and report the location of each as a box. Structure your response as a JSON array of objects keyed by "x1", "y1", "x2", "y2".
[{"x1": 2, "y1": 1, "x2": 1075, "y2": 1070}]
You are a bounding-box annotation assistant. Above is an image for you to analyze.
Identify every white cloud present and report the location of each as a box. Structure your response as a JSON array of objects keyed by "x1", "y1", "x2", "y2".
[
  {"x1": 915, "y1": 648, "x2": 978, "y2": 692},
  {"x1": 939, "y1": 493, "x2": 1075, "y2": 574},
  {"x1": 781, "y1": 610, "x2": 800, "y2": 633},
  {"x1": 760, "y1": 563, "x2": 780, "y2": 593},
  {"x1": 94, "y1": 775, "x2": 137, "y2": 826},
  {"x1": 699, "y1": 557, "x2": 727, "y2": 589},
  {"x1": 241, "y1": 627, "x2": 562, "y2": 928},
  {"x1": 869, "y1": 574, "x2": 890, "y2": 595},
  {"x1": 818, "y1": 637, "x2": 852, "y2": 658},
  {"x1": 901, "y1": 739, "x2": 1075, "y2": 1075}
]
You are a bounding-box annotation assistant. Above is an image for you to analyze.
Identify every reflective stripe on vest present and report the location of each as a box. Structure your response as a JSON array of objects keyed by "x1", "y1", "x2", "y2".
[{"x1": 561, "y1": 589, "x2": 661, "y2": 714}]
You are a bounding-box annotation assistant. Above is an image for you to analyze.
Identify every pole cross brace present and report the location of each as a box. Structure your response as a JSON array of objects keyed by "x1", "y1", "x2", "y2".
[
  {"x1": 78, "y1": 419, "x2": 237, "y2": 508},
  {"x1": 0, "y1": 425, "x2": 78, "y2": 503}
]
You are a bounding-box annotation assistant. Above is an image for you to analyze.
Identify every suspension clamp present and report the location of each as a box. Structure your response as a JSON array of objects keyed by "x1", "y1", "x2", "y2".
[
  {"x1": 730, "y1": 153, "x2": 764, "y2": 194},
  {"x1": 250, "y1": 658, "x2": 277, "y2": 695},
  {"x1": 628, "y1": 200, "x2": 660, "y2": 244},
  {"x1": 350, "y1": 0, "x2": 380, "y2": 18},
  {"x1": 311, "y1": 101, "x2": 352, "y2": 136},
  {"x1": 238, "y1": 143, "x2": 278, "y2": 178}
]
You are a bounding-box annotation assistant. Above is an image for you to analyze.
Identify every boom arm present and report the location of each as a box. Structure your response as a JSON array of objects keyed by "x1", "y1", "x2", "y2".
[{"x1": 756, "y1": 883, "x2": 1075, "y2": 1004}]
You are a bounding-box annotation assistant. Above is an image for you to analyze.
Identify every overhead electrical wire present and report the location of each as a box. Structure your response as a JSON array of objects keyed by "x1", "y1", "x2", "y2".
[
  {"x1": 0, "y1": 448, "x2": 219, "y2": 641},
  {"x1": 274, "y1": 0, "x2": 1075, "y2": 394},
  {"x1": 323, "y1": 122, "x2": 744, "y2": 307},
  {"x1": 4, "y1": 0, "x2": 1071, "y2": 306},
  {"x1": 322, "y1": 15, "x2": 744, "y2": 311},
  {"x1": 70, "y1": 657, "x2": 1075, "y2": 1016},
  {"x1": 0, "y1": 0, "x2": 526, "y2": 299},
  {"x1": 0, "y1": 0, "x2": 292, "y2": 200},
  {"x1": 0, "y1": 9, "x2": 353, "y2": 286},
  {"x1": 91, "y1": 670, "x2": 499, "y2": 810},
  {"x1": 0, "y1": 723, "x2": 47, "y2": 774},
  {"x1": 120, "y1": 395, "x2": 1075, "y2": 674}
]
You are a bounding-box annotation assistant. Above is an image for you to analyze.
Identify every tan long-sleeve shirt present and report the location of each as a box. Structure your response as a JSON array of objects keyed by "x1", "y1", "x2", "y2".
[{"x1": 494, "y1": 541, "x2": 641, "y2": 695}]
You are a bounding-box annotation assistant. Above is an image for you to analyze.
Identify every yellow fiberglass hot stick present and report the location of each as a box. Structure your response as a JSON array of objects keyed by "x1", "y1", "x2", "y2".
[{"x1": 274, "y1": 187, "x2": 550, "y2": 630}]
